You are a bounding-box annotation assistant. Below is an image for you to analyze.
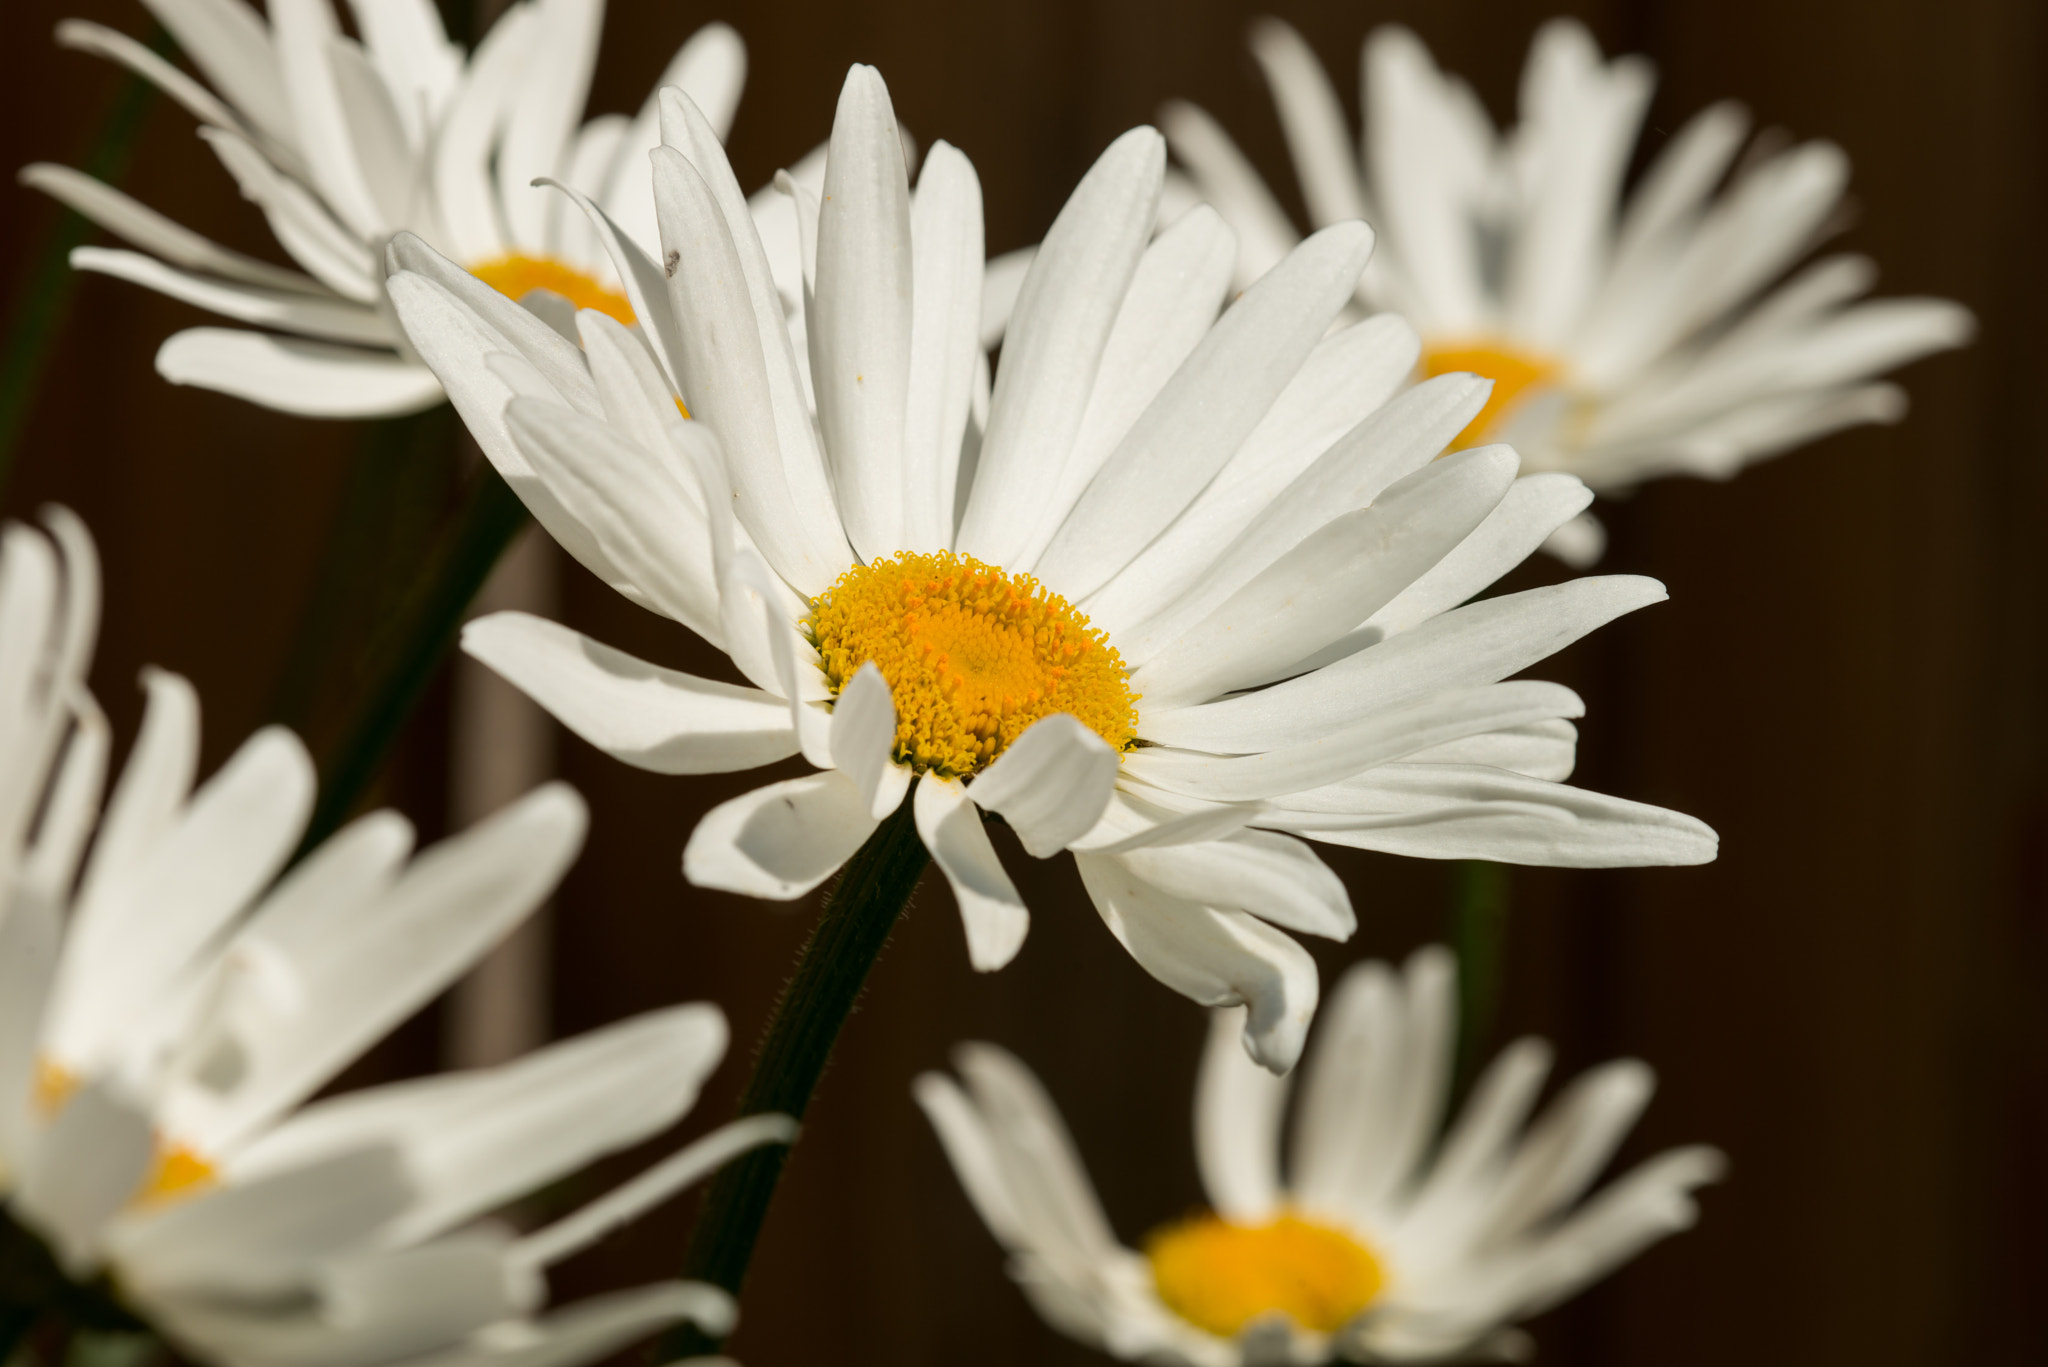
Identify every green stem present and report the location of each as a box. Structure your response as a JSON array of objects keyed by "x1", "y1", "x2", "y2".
[
  {"x1": 658, "y1": 796, "x2": 930, "y2": 1362},
  {"x1": 1450, "y1": 859, "x2": 1509, "y2": 1096},
  {"x1": 266, "y1": 408, "x2": 455, "y2": 736},
  {"x1": 0, "y1": 27, "x2": 171, "y2": 493},
  {"x1": 295, "y1": 461, "x2": 529, "y2": 858}
]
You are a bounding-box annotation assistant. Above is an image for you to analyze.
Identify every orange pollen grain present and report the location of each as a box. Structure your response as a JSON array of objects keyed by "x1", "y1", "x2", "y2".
[
  {"x1": 1145, "y1": 1210, "x2": 1386, "y2": 1339},
  {"x1": 1421, "y1": 340, "x2": 1564, "y2": 448},
  {"x1": 807, "y1": 550, "x2": 1139, "y2": 778},
  {"x1": 471, "y1": 254, "x2": 636, "y2": 326}
]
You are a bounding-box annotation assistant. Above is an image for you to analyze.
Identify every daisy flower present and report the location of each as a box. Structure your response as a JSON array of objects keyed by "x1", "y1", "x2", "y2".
[
  {"x1": 1163, "y1": 17, "x2": 1973, "y2": 563},
  {"x1": 916, "y1": 946, "x2": 1724, "y2": 1364},
  {"x1": 22, "y1": 0, "x2": 750, "y2": 418},
  {"x1": 387, "y1": 64, "x2": 1716, "y2": 1074},
  {"x1": 0, "y1": 512, "x2": 794, "y2": 1367}
]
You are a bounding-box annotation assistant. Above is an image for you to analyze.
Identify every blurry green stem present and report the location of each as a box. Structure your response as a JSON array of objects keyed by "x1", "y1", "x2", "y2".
[
  {"x1": 294, "y1": 461, "x2": 529, "y2": 857},
  {"x1": 0, "y1": 28, "x2": 171, "y2": 493},
  {"x1": 659, "y1": 798, "x2": 930, "y2": 1362},
  {"x1": 1451, "y1": 859, "x2": 1509, "y2": 1093}
]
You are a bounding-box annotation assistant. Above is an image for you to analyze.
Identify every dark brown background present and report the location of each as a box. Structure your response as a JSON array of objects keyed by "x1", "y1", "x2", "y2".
[{"x1": 2, "y1": 0, "x2": 2040, "y2": 1363}]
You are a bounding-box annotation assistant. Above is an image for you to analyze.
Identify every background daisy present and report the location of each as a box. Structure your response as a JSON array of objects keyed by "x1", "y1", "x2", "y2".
[{"x1": 1162, "y1": 17, "x2": 1974, "y2": 563}]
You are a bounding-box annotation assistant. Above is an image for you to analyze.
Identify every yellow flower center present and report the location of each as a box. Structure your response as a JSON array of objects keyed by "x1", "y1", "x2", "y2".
[
  {"x1": 1422, "y1": 341, "x2": 1564, "y2": 447},
  {"x1": 1145, "y1": 1211, "x2": 1386, "y2": 1339},
  {"x1": 808, "y1": 551, "x2": 1138, "y2": 778},
  {"x1": 472, "y1": 254, "x2": 636, "y2": 326},
  {"x1": 33, "y1": 1059, "x2": 217, "y2": 1206}
]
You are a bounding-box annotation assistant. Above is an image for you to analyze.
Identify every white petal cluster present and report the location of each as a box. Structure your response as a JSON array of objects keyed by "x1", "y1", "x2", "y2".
[
  {"x1": 917, "y1": 947, "x2": 1724, "y2": 1365},
  {"x1": 389, "y1": 62, "x2": 1716, "y2": 1076},
  {"x1": 1164, "y1": 17, "x2": 1973, "y2": 514},
  {"x1": 0, "y1": 514, "x2": 790, "y2": 1367},
  {"x1": 23, "y1": 0, "x2": 746, "y2": 417}
]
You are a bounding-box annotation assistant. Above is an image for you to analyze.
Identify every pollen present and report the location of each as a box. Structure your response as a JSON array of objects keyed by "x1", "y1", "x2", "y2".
[
  {"x1": 1422, "y1": 340, "x2": 1564, "y2": 448},
  {"x1": 33, "y1": 1059, "x2": 77, "y2": 1115},
  {"x1": 137, "y1": 1144, "x2": 217, "y2": 1206},
  {"x1": 473, "y1": 254, "x2": 636, "y2": 326},
  {"x1": 1145, "y1": 1211, "x2": 1386, "y2": 1339},
  {"x1": 808, "y1": 551, "x2": 1138, "y2": 778}
]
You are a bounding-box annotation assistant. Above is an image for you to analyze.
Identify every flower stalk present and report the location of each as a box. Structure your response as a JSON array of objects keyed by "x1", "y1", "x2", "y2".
[
  {"x1": 295, "y1": 458, "x2": 529, "y2": 858},
  {"x1": 659, "y1": 794, "x2": 931, "y2": 1361},
  {"x1": 0, "y1": 28, "x2": 170, "y2": 493},
  {"x1": 1451, "y1": 859, "x2": 1510, "y2": 1094}
]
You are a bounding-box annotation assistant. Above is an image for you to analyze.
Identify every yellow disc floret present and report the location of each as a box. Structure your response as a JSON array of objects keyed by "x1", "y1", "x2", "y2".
[
  {"x1": 1422, "y1": 340, "x2": 1565, "y2": 447},
  {"x1": 808, "y1": 551, "x2": 1138, "y2": 778},
  {"x1": 1146, "y1": 1211, "x2": 1386, "y2": 1338},
  {"x1": 472, "y1": 254, "x2": 637, "y2": 326}
]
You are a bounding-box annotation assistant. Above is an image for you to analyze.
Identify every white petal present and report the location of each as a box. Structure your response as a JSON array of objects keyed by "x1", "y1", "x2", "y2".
[
  {"x1": 23, "y1": 164, "x2": 324, "y2": 294},
  {"x1": 810, "y1": 65, "x2": 914, "y2": 561},
  {"x1": 1364, "y1": 472, "x2": 1594, "y2": 639},
  {"x1": 166, "y1": 785, "x2": 587, "y2": 1154},
  {"x1": 200, "y1": 128, "x2": 378, "y2": 301},
  {"x1": 1271, "y1": 762, "x2": 1718, "y2": 868},
  {"x1": 140, "y1": 0, "x2": 297, "y2": 154},
  {"x1": 1014, "y1": 204, "x2": 1238, "y2": 570},
  {"x1": 235, "y1": 1003, "x2": 729, "y2": 1248},
  {"x1": 1127, "y1": 681, "x2": 1583, "y2": 802},
  {"x1": 951, "y1": 1043, "x2": 1123, "y2": 1262},
  {"x1": 463, "y1": 614, "x2": 794, "y2": 776},
  {"x1": 901, "y1": 142, "x2": 986, "y2": 553},
  {"x1": 432, "y1": 1, "x2": 538, "y2": 263},
  {"x1": 915, "y1": 776, "x2": 1029, "y2": 971},
  {"x1": 51, "y1": 726, "x2": 313, "y2": 1073},
  {"x1": 1074, "y1": 853, "x2": 1318, "y2": 1073},
  {"x1": 601, "y1": 21, "x2": 749, "y2": 254},
  {"x1": 72, "y1": 246, "x2": 391, "y2": 346},
  {"x1": 16, "y1": 1080, "x2": 154, "y2": 1271},
  {"x1": 1159, "y1": 99, "x2": 1302, "y2": 290},
  {"x1": 511, "y1": 1112, "x2": 798, "y2": 1270},
  {"x1": 657, "y1": 90, "x2": 849, "y2": 592},
  {"x1": 1131, "y1": 446, "x2": 1519, "y2": 708},
  {"x1": 957, "y1": 128, "x2": 1164, "y2": 567},
  {"x1": 496, "y1": 0, "x2": 603, "y2": 249},
  {"x1": 1248, "y1": 19, "x2": 1372, "y2": 229},
  {"x1": 110, "y1": 1144, "x2": 412, "y2": 1299},
  {"x1": 650, "y1": 142, "x2": 851, "y2": 592},
  {"x1": 911, "y1": 1071, "x2": 1029, "y2": 1246},
  {"x1": 965, "y1": 715, "x2": 1118, "y2": 858},
  {"x1": 1036, "y1": 221, "x2": 1376, "y2": 601},
  {"x1": 502, "y1": 399, "x2": 722, "y2": 639},
  {"x1": 156, "y1": 329, "x2": 443, "y2": 418},
  {"x1": 1139, "y1": 575, "x2": 1667, "y2": 753},
  {"x1": 1194, "y1": 1005, "x2": 1288, "y2": 1220},
  {"x1": 830, "y1": 663, "x2": 910, "y2": 820},
  {"x1": 1110, "y1": 830, "x2": 1353, "y2": 939},
  {"x1": 270, "y1": 0, "x2": 387, "y2": 237},
  {"x1": 56, "y1": 20, "x2": 248, "y2": 144},
  {"x1": 683, "y1": 772, "x2": 877, "y2": 900}
]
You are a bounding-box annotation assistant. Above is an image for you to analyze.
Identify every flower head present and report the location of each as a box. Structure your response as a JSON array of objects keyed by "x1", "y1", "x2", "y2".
[
  {"x1": 917, "y1": 947, "x2": 1725, "y2": 1364},
  {"x1": 1162, "y1": 18, "x2": 1973, "y2": 562},
  {"x1": 390, "y1": 63, "x2": 1716, "y2": 1073},
  {"x1": 24, "y1": 0, "x2": 750, "y2": 417},
  {"x1": 0, "y1": 512, "x2": 791, "y2": 1367}
]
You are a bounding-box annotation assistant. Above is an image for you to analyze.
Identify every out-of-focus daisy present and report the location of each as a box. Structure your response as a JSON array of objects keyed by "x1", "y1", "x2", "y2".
[
  {"x1": 1163, "y1": 18, "x2": 1973, "y2": 563},
  {"x1": 22, "y1": 0, "x2": 749, "y2": 417},
  {"x1": 917, "y1": 946, "x2": 1724, "y2": 1364},
  {"x1": 0, "y1": 512, "x2": 794, "y2": 1367},
  {"x1": 389, "y1": 64, "x2": 1715, "y2": 1074}
]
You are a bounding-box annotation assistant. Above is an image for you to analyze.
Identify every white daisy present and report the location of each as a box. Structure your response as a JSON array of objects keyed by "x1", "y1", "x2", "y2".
[
  {"x1": 21, "y1": 0, "x2": 751, "y2": 418},
  {"x1": 0, "y1": 512, "x2": 795, "y2": 1367},
  {"x1": 916, "y1": 945, "x2": 1724, "y2": 1365},
  {"x1": 387, "y1": 63, "x2": 1716, "y2": 1075},
  {"x1": 1163, "y1": 17, "x2": 1973, "y2": 563}
]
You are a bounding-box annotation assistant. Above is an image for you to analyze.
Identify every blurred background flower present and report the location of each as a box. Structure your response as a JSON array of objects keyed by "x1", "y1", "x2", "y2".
[{"x1": 0, "y1": 2, "x2": 2035, "y2": 1366}]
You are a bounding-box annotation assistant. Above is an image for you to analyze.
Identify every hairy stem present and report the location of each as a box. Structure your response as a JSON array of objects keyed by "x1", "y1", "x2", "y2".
[{"x1": 658, "y1": 796, "x2": 930, "y2": 1361}]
